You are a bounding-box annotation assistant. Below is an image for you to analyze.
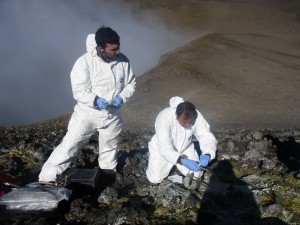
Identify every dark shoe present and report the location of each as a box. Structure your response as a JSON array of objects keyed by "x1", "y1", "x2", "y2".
[
  {"x1": 100, "y1": 169, "x2": 116, "y2": 175},
  {"x1": 97, "y1": 169, "x2": 116, "y2": 188}
]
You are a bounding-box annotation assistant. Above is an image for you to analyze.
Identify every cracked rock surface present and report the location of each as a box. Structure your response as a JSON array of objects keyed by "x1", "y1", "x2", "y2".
[{"x1": 0, "y1": 123, "x2": 299, "y2": 224}]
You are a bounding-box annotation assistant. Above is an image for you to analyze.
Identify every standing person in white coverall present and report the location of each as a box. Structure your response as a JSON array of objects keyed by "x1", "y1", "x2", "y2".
[
  {"x1": 39, "y1": 26, "x2": 136, "y2": 183},
  {"x1": 146, "y1": 96, "x2": 217, "y2": 184}
]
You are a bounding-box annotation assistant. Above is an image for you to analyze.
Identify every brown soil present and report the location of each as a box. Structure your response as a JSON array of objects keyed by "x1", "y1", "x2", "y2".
[{"x1": 122, "y1": 0, "x2": 300, "y2": 132}]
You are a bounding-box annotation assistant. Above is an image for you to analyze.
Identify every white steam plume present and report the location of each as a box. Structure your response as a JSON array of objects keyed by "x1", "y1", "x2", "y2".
[{"x1": 0, "y1": 0, "x2": 197, "y2": 126}]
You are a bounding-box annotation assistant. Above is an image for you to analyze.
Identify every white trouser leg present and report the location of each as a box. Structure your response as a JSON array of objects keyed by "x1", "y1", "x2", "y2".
[
  {"x1": 146, "y1": 141, "x2": 175, "y2": 184},
  {"x1": 146, "y1": 142, "x2": 202, "y2": 184},
  {"x1": 39, "y1": 107, "x2": 95, "y2": 182},
  {"x1": 97, "y1": 115, "x2": 122, "y2": 170}
]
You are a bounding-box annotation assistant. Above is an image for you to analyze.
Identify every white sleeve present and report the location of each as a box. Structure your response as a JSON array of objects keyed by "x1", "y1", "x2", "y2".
[
  {"x1": 70, "y1": 56, "x2": 97, "y2": 108},
  {"x1": 194, "y1": 111, "x2": 218, "y2": 159},
  {"x1": 155, "y1": 110, "x2": 181, "y2": 165},
  {"x1": 118, "y1": 62, "x2": 136, "y2": 103}
]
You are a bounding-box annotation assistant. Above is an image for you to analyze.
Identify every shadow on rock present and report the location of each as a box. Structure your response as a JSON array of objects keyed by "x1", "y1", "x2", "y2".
[
  {"x1": 197, "y1": 160, "x2": 260, "y2": 224},
  {"x1": 265, "y1": 135, "x2": 300, "y2": 176},
  {"x1": 197, "y1": 160, "x2": 289, "y2": 225}
]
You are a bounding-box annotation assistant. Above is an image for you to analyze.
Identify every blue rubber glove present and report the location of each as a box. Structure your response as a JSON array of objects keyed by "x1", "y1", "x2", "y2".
[
  {"x1": 112, "y1": 96, "x2": 123, "y2": 109},
  {"x1": 199, "y1": 154, "x2": 211, "y2": 167},
  {"x1": 182, "y1": 158, "x2": 200, "y2": 172},
  {"x1": 96, "y1": 97, "x2": 108, "y2": 110}
]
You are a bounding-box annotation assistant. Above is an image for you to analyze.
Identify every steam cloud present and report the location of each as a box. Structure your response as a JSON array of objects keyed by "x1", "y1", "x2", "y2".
[{"x1": 0, "y1": 0, "x2": 197, "y2": 126}]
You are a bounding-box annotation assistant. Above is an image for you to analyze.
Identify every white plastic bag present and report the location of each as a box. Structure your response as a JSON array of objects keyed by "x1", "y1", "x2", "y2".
[{"x1": 0, "y1": 182, "x2": 72, "y2": 211}]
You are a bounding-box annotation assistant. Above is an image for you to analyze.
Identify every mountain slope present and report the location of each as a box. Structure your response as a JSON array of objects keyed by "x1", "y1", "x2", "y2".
[{"x1": 122, "y1": 33, "x2": 300, "y2": 131}]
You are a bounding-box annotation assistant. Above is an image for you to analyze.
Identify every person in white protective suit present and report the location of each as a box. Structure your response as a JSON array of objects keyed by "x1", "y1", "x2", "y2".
[
  {"x1": 146, "y1": 96, "x2": 217, "y2": 184},
  {"x1": 39, "y1": 26, "x2": 136, "y2": 183}
]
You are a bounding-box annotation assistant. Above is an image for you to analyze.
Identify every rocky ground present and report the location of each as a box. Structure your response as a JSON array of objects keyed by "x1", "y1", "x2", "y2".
[{"x1": 0, "y1": 121, "x2": 299, "y2": 225}]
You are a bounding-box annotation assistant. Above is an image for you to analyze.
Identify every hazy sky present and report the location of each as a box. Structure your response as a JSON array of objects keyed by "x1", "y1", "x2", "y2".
[{"x1": 0, "y1": 0, "x2": 197, "y2": 126}]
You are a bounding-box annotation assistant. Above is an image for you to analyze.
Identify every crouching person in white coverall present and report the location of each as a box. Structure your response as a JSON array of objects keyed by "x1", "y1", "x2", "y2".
[
  {"x1": 146, "y1": 96, "x2": 217, "y2": 184},
  {"x1": 39, "y1": 26, "x2": 136, "y2": 183}
]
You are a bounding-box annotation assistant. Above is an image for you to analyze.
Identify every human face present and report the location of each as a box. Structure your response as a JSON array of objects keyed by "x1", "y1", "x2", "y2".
[
  {"x1": 100, "y1": 43, "x2": 120, "y2": 61},
  {"x1": 176, "y1": 113, "x2": 195, "y2": 129}
]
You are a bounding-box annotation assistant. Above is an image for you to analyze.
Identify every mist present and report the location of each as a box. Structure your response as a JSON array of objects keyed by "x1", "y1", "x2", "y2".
[{"x1": 0, "y1": 0, "x2": 197, "y2": 126}]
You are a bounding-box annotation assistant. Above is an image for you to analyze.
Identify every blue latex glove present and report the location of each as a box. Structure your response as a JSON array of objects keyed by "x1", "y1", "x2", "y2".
[
  {"x1": 96, "y1": 97, "x2": 108, "y2": 110},
  {"x1": 182, "y1": 158, "x2": 200, "y2": 172},
  {"x1": 199, "y1": 154, "x2": 211, "y2": 167},
  {"x1": 112, "y1": 96, "x2": 123, "y2": 109}
]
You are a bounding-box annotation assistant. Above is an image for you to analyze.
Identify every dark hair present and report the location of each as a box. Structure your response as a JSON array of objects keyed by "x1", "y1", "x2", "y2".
[
  {"x1": 95, "y1": 26, "x2": 120, "y2": 48},
  {"x1": 176, "y1": 101, "x2": 197, "y2": 118}
]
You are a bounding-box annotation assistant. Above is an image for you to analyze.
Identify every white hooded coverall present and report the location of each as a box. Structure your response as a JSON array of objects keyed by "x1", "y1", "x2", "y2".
[
  {"x1": 146, "y1": 97, "x2": 217, "y2": 184},
  {"x1": 39, "y1": 34, "x2": 136, "y2": 182}
]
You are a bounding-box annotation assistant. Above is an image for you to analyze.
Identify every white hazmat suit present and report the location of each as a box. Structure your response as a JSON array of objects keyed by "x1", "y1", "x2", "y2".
[
  {"x1": 39, "y1": 34, "x2": 136, "y2": 182},
  {"x1": 146, "y1": 97, "x2": 217, "y2": 184}
]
